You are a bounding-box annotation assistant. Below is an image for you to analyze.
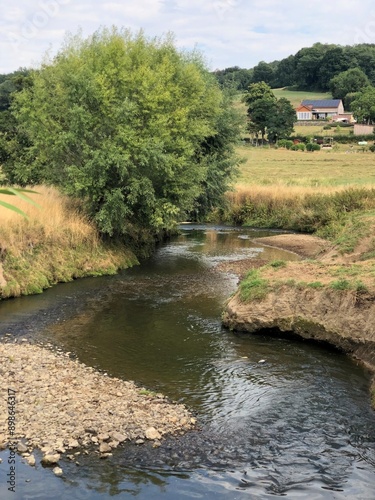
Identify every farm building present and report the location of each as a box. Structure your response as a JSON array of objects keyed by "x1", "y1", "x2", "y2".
[{"x1": 296, "y1": 99, "x2": 344, "y2": 120}]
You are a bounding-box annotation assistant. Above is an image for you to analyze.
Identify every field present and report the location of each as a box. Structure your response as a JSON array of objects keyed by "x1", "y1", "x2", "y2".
[
  {"x1": 235, "y1": 144, "x2": 375, "y2": 193},
  {"x1": 272, "y1": 88, "x2": 332, "y2": 107}
]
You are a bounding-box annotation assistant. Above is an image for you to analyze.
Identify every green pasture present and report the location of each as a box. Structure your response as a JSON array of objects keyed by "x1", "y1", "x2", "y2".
[
  {"x1": 272, "y1": 88, "x2": 332, "y2": 107},
  {"x1": 236, "y1": 144, "x2": 375, "y2": 188}
]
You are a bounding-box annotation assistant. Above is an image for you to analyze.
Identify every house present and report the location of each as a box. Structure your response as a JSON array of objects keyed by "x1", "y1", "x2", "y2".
[
  {"x1": 296, "y1": 99, "x2": 344, "y2": 120},
  {"x1": 296, "y1": 104, "x2": 313, "y2": 120}
]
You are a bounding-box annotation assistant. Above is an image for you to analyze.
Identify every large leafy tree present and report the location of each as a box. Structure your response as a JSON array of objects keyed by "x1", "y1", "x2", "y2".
[
  {"x1": 4, "y1": 28, "x2": 240, "y2": 240},
  {"x1": 244, "y1": 82, "x2": 295, "y2": 142},
  {"x1": 330, "y1": 68, "x2": 370, "y2": 100},
  {"x1": 351, "y1": 87, "x2": 375, "y2": 124},
  {"x1": 266, "y1": 98, "x2": 296, "y2": 143}
]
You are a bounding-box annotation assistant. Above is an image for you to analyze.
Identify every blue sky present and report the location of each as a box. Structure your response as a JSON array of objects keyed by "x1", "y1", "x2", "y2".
[{"x1": 1, "y1": 0, "x2": 375, "y2": 74}]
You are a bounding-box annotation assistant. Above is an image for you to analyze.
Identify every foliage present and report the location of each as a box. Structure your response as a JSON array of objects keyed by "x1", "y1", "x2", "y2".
[
  {"x1": 277, "y1": 139, "x2": 293, "y2": 149},
  {"x1": 330, "y1": 68, "x2": 371, "y2": 100},
  {"x1": 306, "y1": 143, "x2": 321, "y2": 151},
  {"x1": 251, "y1": 61, "x2": 276, "y2": 86},
  {"x1": 243, "y1": 82, "x2": 296, "y2": 142},
  {"x1": 351, "y1": 87, "x2": 375, "y2": 124},
  {"x1": 239, "y1": 269, "x2": 269, "y2": 302},
  {"x1": 212, "y1": 66, "x2": 253, "y2": 91},
  {"x1": 3, "y1": 28, "x2": 240, "y2": 241},
  {"x1": 290, "y1": 143, "x2": 306, "y2": 151}
]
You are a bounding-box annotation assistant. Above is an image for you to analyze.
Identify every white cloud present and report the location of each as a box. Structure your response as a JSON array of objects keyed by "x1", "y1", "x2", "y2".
[{"x1": 1, "y1": 0, "x2": 375, "y2": 73}]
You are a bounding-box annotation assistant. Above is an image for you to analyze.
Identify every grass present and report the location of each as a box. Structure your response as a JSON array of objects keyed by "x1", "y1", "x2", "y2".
[
  {"x1": 272, "y1": 88, "x2": 332, "y2": 108},
  {"x1": 0, "y1": 186, "x2": 138, "y2": 298},
  {"x1": 234, "y1": 145, "x2": 375, "y2": 189},
  {"x1": 239, "y1": 269, "x2": 270, "y2": 302},
  {"x1": 292, "y1": 124, "x2": 353, "y2": 137}
]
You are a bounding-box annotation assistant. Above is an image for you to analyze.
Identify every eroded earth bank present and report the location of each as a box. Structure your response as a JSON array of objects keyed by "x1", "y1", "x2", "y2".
[{"x1": 222, "y1": 233, "x2": 375, "y2": 407}]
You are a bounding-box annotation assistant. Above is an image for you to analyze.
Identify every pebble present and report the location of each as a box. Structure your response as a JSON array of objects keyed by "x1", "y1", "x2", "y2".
[
  {"x1": 53, "y1": 467, "x2": 63, "y2": 476},
  {"x1": 26, "y1": 455, "x2": 36, "y2": 467},
  {"x1": 41, "y1": 454, "x2": 61, "y2": 466},
  {"x1": 0, "y1": 342, "x2": 196, "y2": 468}
]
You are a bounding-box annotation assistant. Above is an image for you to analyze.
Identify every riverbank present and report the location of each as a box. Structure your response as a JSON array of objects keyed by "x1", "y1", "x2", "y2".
[
  {"x1": 0, "y1": 187, "x2": 138, "y2": 298},
  {"x1": 0, "y1": 339, "x2": 196, "y2": 472},
  {"x1": 221, "y1": 231, "x2": 375, "y2": 408}
]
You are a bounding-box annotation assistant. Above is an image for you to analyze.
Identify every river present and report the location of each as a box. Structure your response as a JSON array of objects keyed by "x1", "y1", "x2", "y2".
[{"x1": 0, "y1": 225, "x2": 375, "y2": 499}]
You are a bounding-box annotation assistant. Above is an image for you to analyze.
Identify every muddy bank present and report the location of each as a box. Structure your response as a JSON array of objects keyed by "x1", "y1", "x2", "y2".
[
  {"x1": 0, "y1": 340, "x2": 195, "y2": 472},
  {"x1": 222, "y1": 233, "x2": 375, "y2": 407}
]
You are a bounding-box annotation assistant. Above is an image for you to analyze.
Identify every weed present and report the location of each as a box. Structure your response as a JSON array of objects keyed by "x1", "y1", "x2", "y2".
[
  {"x1": 239, "y1": 269, "x2": 269, "y2": 302},
  {"x1": 306, "y1": 281, "x2": 324, "y2": 288},
  {"x1": 269, "y1": 260, "x2": 287, "y2": 269},
  {"x1": 329, "y1": 279, "x2": 351, "y2": 290}
]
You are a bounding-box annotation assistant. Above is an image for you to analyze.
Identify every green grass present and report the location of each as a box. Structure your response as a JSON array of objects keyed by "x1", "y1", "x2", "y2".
[
  {"x1": 239, "y1": 269, "x2": 270, "y2": 302},
  {"x1": 235, "y1": 145, "x2": 375, "y2": 188},
  {"x1": 272, "y1": 88, "x2": 332, "y2": 108}
]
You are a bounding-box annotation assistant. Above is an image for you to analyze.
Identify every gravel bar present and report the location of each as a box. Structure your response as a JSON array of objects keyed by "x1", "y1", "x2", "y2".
[{"x1": 0, "y1": 340, "x2": 196, "y2": 468}]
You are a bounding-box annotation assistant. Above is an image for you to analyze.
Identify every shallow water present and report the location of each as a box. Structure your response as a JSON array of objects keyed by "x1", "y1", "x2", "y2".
[{"x1": 0, "y1": 225, "x2": 375, "y2": 499}]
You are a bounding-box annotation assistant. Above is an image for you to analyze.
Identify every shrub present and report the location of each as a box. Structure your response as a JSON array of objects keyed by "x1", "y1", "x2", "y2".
[
  {"x1": 277, "y1": 139, "x2": 293, "y2": 149},
  {"x1": 306, "y1": 143, "x2": 321, "y2": 151},
  {"x1": 291, "y1": 143, "x2": 306, "y2": 151},
  {"x1": 370, "y1": 144, "x2": 375, "y2": 153}
]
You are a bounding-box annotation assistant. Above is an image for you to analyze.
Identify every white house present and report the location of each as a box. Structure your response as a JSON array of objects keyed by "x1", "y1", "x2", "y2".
[{"x1": 296, "y1": 99, "x2": 344, "y2": 120}]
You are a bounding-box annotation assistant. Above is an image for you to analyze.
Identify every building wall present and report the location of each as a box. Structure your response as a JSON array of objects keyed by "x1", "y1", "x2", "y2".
[{"x1": 354, "y1": 124, "x2": 374, "y2": 136}]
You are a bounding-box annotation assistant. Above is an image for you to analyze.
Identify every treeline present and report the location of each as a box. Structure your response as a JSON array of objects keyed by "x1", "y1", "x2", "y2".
[
  {"x1": 213, "y1": 43, "x2": 375, "y2": 91},
  {"x1": 0, "y1": 28, "x2": 242, "y2": 249}
]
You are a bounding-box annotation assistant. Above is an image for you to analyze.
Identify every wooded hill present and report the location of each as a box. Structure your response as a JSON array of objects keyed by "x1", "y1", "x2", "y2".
[{"x1": 213, "y1": 43, "x2": 375, "y2": 92}]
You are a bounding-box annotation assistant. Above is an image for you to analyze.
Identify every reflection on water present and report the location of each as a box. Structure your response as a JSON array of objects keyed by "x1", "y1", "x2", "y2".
[{"x1": 0, "y1": 225, "x2": 375, "y2": 499}]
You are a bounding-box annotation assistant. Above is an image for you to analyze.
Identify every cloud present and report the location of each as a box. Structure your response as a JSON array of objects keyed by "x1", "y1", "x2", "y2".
[{"x1": 1, "y1": 0, "x2": 375, "y2": 73}]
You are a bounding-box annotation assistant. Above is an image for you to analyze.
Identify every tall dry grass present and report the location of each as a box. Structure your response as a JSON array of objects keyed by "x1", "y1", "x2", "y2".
[
  {"x1": 0, "y1": 186, "x2": 137, "y2": 298},
  {"x1": 0, "y1": 186, "x2": 98, "y2": 256}
]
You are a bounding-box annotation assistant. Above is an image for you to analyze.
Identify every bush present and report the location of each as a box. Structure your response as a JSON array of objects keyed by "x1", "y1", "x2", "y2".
[
  {"x1": 370, "y1": 144, "x2": 375, "y2": 153},
  {"x1": 277, "y1": 139, "x2": 293, "y2": 149},
  {"x1": 290, "y1": 143, "x2": 306, "y2": 151},
  {"x1": 306, "y1": 143, "x2": 321, "y2": 151}
]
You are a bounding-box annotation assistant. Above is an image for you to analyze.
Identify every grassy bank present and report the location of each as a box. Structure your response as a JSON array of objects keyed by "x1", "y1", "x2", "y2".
[
  {"x1": 222, "y1": 143, "x2": 375, "y2": 236},
  {"x1": 0, "y1": 186, "x2": 138, "y2": 298}
]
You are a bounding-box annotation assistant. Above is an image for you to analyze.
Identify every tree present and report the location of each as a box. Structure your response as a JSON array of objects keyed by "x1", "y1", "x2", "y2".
[
  {"x1": 330, "y1": 68, "x2": 370, "y2": 100},
  {"x1": 266, "y1": 98, "x2": 296, "y2": 143},
  {"x1": 243, "y1": 81, "x2": 276, "y2": 108},
  {"x1": 351, "y1": 86, "x2": 375, "y2": 124},
  {"x1": 251, "y1": 61, "x2": 275, "y2": 86},
  {"x1": 317, "y1": 47, "x2": 352, "y2": 90},
  {"x1": 4, "y1": 28, "x2": 240, "y2": 241},
  {"x1": 243, "y1": 82, "x2": 295, "y2": 142}
]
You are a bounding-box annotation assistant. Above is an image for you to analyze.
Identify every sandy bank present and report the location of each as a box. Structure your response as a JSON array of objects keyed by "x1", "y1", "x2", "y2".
[
  {"x1": 0, "y1": 340, "x2": 195, "y2": 469},
  {"x1": 221, "y1": 232, "x2": 375, "y2": 407}
]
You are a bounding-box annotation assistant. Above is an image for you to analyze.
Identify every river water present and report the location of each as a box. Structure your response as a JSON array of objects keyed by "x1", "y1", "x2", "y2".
[{"x1": 1, "y1": 225, "x2": 375, "y2": 499}]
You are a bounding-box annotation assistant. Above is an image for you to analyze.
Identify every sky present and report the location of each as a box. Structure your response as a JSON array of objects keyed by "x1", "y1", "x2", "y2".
[{"x1": 1, "y1": 0, "x2": 375, "y2": 74}]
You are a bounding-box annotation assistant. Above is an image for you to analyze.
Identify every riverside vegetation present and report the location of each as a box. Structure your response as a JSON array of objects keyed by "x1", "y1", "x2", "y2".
[{"x1": 220, "y1": 143, "x2": 375, "y2": 408}]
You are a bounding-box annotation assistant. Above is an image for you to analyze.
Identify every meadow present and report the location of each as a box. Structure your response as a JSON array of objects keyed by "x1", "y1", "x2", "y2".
[
  {"x1": 272, "y1": 88, "x2": 332, "y2": 107},
  {"x1": 235, "y1": 144, "x2": 375, "y2": 191},
  {"x1": 0, "y1": 186, "x2": 136, "y2": 297}
]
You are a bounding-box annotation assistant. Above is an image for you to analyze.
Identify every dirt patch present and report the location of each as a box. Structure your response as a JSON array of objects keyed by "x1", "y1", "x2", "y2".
[{"x1": 251, "y1": 234, "x2": 332, "y2": 259}]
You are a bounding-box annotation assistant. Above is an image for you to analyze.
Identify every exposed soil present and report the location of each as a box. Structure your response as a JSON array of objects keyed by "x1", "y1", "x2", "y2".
[{"x1": 221, "y1": 231, "x2": 375, "y2": 407}]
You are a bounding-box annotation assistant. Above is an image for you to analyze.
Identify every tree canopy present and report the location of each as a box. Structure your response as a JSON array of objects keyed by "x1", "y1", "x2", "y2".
[
  {"x1": 351, "y1": 87, "x2": 375, "y2": 124},
  {"x1": 243, "y1": 82, "x2": 295, "y2": 142},
  {"x1": 213, "y1": 43, "x2": 375, "y2": 92},
  {"x1": 3, "y1": 28, "x2": 241, "y2": 241}
]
